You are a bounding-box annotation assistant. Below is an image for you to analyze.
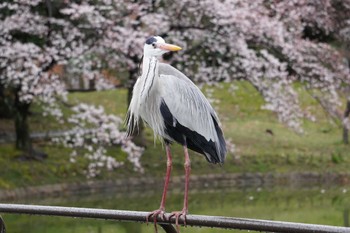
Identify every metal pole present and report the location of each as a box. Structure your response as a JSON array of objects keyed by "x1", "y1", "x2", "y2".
[
  {"x1": 0, "y1": 204, "x2": 349, "y2": 233},
  {"x1": 0, "y1": 215, "x2": 5, "y2": 233},
  {"x1": 159, "y1": 223, "x2": 178, "y2": 233}
]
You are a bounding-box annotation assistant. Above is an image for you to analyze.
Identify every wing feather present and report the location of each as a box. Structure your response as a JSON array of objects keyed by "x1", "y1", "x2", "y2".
[{"x1": 158, "y1": 63, "x2": 226, "y2": 162}]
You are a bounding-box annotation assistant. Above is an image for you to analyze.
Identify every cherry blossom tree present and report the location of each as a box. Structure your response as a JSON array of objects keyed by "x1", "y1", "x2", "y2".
[
  {"x1": 0, "y1": 0, "x2": 70, "y2": 156},
  {"x1": 54, "y1": 103, "x2": 144, "y2": 177},
  {"x1": 271, "y1": 0, "x2": 350, "y2": 142},
  {"x1": 0, "y1": 0, "x2": 143, "y2": 175}
]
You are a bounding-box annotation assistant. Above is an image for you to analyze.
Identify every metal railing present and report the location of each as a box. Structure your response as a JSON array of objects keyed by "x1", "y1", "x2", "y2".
[
  {"x1": 0, "y1": 203, "x2": 349, "y2": 233},
  {"x1": 0, "y1": 215, "x2": 5, "y2": 233}
]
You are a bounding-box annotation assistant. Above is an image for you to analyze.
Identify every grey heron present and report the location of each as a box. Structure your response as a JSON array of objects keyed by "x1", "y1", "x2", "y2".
[{"x1": 126, "y1": 36, "x2": 226, "y2": 232}]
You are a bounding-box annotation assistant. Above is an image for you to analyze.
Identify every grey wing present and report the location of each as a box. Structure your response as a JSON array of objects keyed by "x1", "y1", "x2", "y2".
[{"x1": 158, "y1": 63, "x2": 226, "y2": 163}]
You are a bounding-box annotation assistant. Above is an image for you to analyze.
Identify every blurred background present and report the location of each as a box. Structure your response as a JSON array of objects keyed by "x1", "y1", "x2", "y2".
[{"x1": 0, "y1": 0, "x2": 350, "y2": 232}]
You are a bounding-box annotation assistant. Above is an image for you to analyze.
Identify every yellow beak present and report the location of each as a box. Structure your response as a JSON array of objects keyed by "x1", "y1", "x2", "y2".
[{"x1": 158, "y1": 43, "x2": 182, "y2": 51}]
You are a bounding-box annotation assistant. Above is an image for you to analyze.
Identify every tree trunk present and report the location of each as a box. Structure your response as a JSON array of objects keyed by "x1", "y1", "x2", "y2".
[
  {"x1": 14, "y1": 92, "x2": 32, "y2": 152},
  {"x1": 343, "y1": 99, "x2": 350, "y2": 144}
]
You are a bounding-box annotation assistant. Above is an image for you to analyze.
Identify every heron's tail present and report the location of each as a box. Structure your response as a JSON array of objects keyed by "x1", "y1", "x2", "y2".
[{"x1": 125, "y1": 111, "x2": 139, "y2": 137}]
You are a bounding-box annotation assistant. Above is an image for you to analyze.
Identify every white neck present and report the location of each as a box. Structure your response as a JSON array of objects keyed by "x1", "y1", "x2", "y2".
[{"x1": 139, "y1": 56, "x2": 159, "y2": 101}]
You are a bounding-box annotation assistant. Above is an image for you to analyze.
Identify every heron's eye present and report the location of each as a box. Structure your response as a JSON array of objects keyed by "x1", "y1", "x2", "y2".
[{"x1": 152, "y1": 43, "x2": 156, "y2": 48}]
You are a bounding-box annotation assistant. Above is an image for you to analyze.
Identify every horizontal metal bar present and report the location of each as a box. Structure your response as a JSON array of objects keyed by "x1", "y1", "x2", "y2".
[{"x1": 0, "y1": 204, "x2": 349, "y2": 233}]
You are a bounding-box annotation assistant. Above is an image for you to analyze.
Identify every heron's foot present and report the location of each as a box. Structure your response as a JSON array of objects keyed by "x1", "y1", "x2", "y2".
[
  {"x1": 169, "y1": 208, "x2": 188, "y2": 233},
  {"x1": 146, "y1": 208, "x2": 166, "y2": 233}
]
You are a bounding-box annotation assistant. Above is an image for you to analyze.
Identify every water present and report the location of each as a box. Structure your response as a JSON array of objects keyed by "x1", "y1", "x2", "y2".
[{"x1": 1, "y1": 185, "x2": 350, "y2": 233}]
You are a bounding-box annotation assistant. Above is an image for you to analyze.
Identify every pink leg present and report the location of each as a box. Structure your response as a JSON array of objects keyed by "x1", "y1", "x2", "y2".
[
  {"x1": 160, "y1": 144, "x2": 173, "y2": 210},
  {"x1": 183, "y1": 145, "x2": 191, "y2": 214},
  {"x1": 146, "y1": 143, "x2": 172, "y2": 232},
  {"x1": 169, "y1": 144, "x2": 191, "y2": 232}
]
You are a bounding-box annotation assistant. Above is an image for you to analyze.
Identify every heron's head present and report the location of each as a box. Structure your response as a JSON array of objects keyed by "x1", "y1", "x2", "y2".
[{"x1": 143, "y1": 36, "x2": 182, "y2": 57}]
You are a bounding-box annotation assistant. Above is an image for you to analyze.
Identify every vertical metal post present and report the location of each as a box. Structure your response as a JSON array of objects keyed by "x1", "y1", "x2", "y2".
[
  {"x1": 344, "y1": 209, "x2": 349, "y2": 227},
  {"x1": 159, "y1": 223, "x2": 178, "y2": 233},
  {"x1": 0, "y1": 215, "x2": 6, "y2": 233}
]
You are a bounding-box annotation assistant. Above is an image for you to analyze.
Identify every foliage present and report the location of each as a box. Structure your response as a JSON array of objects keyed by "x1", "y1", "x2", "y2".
[
  {"x1": 0, "y1": 0, "x2": 143, "y2": 176},
  {"x1": 1, "y1": 0, "x2": 350, "y2": 176},
  {"x1": 54, "y1": 103, "x2": 144, "y2": 177}
]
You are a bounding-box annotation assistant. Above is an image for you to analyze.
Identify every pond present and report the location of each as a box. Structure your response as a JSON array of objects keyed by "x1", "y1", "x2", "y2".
[{"x1": 1, "y1": 181, "x2": 350, "y2": 233}]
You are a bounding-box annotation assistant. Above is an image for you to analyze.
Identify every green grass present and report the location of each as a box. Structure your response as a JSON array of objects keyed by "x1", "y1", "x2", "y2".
[
  {"x1": 0, "y1": 81, "x2": 349, "y2": 189},
  {"x1": 68, "y1": 89, "x2": 129, "y2": 117}
]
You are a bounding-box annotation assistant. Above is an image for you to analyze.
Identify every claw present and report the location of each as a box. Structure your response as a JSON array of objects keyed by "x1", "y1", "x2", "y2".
[
  {"x1": 146, "y1": 209, "x2": 166, "y2": 233},
  {"x1": 169, "y1": 209, "x2": 188, "y2": 233}
]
